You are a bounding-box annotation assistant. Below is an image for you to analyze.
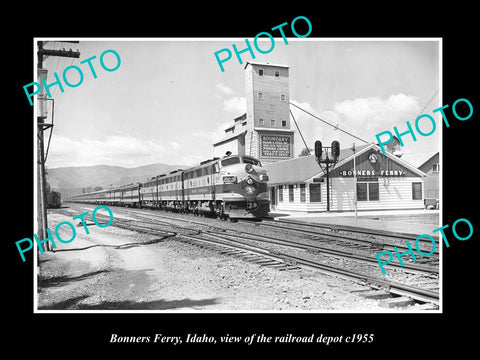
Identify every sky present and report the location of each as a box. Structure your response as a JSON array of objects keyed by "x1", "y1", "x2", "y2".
[{"x1": 37, "y1": 38, "x2": 441, "y2": 169}]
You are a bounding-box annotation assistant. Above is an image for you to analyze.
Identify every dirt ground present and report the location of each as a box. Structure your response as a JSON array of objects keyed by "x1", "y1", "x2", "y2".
[{"x1": 37, "y1": 211, "x2": 393, "y2": 312}]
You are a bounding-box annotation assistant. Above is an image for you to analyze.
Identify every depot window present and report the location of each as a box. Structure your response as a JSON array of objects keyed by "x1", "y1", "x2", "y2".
[
  {"x1": 412, "y1": 182, "x2": 422, "y2": 200},
  {"x1": 278, "y1": 186, "x2": 283, "y2": 202},
  {"x1": 300, "y1": 184, "x2": 306, "y2": 202},
  {"x1": 357, "y1": 182, "x2": 379, "y2": 201},
  {"x1": 275, "y1": 70, "x2": 280, "y2": 77},
  {"x1": 309, "y1": 183, "x2": 321, "y2": 202},
  {"x1": 258, "y1": 92, "x2": 263, "y2": 100},
  {"x1": 259, "y1": 118, "x2": 264, "y2": 125},
  {"x1": 281, "y1": 94, "x2": 286, "y2": 101},
  {"x1": 281, "y1": 120, "x2": 287, "y2": 127},
  {"x1": 288, "y1": 185, "x2": 294, "y2": 202},
  {"x1": 259, "y1": 69, "x2": 264, "y2": 76}
]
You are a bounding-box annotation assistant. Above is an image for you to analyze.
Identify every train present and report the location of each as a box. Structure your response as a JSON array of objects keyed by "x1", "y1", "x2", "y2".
[
  {"x1": 71, "y1": 154, "x2": 270, "y2": 219},
  {"x1": 46, "y1": 182, "x2": 62, "y2": 208}
]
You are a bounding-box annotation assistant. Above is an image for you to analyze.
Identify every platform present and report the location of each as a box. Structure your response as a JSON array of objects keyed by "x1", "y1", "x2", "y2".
[{"x1": 268, "y1": 209, "x2": 441, "y2": 240}]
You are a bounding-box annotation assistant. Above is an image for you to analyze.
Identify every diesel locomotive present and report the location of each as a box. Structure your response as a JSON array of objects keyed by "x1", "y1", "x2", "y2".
[{"x1": 71, "y1": 154, "x2": 270, "y2": 219}]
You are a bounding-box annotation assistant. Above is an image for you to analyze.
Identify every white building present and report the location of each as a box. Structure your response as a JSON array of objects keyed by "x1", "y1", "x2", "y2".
[
  {"x1": 265, "y1": 143, "x2": 426, "y2": 212},
  {"x1": 213, "y1": 62, "x2": 295, "y2": 164}
]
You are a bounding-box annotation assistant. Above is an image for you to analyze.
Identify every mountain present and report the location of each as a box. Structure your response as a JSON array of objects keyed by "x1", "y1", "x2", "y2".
[{"x1": 46, "y1": 163, "x2": 186, "y2": 199}]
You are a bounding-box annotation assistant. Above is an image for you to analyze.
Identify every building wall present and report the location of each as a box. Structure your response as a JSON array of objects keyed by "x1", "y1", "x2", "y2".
[
  {"x1": 245, "y1": 130, "x2": 257, "y2": 157},
  {"x1": 248, "y1": 65, "x2": 290, "y2": 129},
  {"x1": 213, "y1": 136, "x2": 244, "y2": 158},
  {"x1": 245, "y1": 63, "x2": 293, "y2": 163},
  {"x1": 272, "y1": 177, "x2": 425, "y2": 212},
  {"x1": 418, "y1": 153, "x2": 439, "y2": 199}
]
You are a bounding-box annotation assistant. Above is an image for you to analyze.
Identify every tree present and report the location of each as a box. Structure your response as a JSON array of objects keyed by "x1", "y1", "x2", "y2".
[{"x1": 299, "y1": 147, "x2": 313, "y2": 157}]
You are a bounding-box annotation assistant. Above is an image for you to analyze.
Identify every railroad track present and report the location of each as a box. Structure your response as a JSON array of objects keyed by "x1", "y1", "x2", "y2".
[
  {"x1": 60, "y1": 205, "x2": 440, "y2": 305},
  {"x1": 248, "y1": 218, "x2": 440, "y2": 256},
  {"x1": 178, "y1": 231, "x2": 439, "y2": 304},
  {"x1": 79, "y1": 208, "x2": 439, "y2": 304},
  {"x1": 113, "y1": 209, "x2": 439, "y2": 273}
]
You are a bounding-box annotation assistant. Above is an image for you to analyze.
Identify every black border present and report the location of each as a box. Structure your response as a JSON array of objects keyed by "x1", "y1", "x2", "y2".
[{"x1": 7, "y1": 5, "x2": 479, "y2": 355}]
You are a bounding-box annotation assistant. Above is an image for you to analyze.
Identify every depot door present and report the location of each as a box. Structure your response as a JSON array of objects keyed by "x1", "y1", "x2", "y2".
[{"x1": 270, "y1": 187, "x2": 276, "y2": 206}]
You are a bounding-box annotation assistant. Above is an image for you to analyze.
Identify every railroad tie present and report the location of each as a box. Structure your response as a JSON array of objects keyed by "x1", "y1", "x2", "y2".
[{"x1": 379, "y1": 296, "x2": 415, "y2": 308}]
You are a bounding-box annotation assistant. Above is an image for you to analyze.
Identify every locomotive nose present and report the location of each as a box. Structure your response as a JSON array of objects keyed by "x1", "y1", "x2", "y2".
[{"x1": 244, "y1": 163, "x2": 268, "y2": 182}]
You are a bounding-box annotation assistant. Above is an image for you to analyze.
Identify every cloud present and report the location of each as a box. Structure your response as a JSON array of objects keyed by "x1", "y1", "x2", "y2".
[
  {"x1": 290, "y1": 94, "x2": 421, "y2": 155},
  {"x1": 215, "y1": 83, "x2": 234, "y2": 95},
  {"x1": 333, "y1": 93, "x2": 420, "y2": 132},
  {"x1": 168, "y1": 141, "x2": 181, "y2": 150},
  {"x1": 222, "y1": 96, "x2": 246, "y2": 114},
  {"x1": 193, "y1": 119, "x2": 234, "y2": 143}
]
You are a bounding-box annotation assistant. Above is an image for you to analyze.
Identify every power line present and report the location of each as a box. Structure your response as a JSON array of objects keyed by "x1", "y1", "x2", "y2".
[
  {"x1": 417, "y1": 89, "x2": 439, "y2": 116},
  {"x1": 289, "y1": 109, "x2": 311, "y2": 155},
  {"x1": 289, "y1": 101, "x2": 370, "y2": 144}
]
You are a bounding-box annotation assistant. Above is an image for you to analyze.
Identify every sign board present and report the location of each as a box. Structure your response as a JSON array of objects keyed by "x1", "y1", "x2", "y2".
[
  {"x1": 338, "y1": 170, "x2": 406, "y2": 177},
  {"x1": 37, "y1": 68, "x2": 48, "y2": 119},
  {"x1": 260, "y1": 134, "x2": 291, "y2": 158}
]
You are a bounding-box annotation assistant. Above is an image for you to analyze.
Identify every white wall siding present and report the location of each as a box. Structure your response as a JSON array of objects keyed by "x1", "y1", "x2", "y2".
[{"x1": 273, "y1": 177, "x2": 424, "y2": 212}]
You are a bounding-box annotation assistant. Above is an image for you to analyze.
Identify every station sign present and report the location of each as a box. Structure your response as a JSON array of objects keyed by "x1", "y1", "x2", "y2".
[
  {"x1": 260, "y1": 134, "x2": 291, "y2": 158},
  {"x1": 338, "y1": 170, "x2": 406, "y2": 177}
]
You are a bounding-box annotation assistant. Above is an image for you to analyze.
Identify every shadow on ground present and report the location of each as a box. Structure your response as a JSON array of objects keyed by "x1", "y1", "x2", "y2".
[
  {"x1": 38, "y1": 269, "x2": 111, "y2": 288},
  {"x1": 38, "y1": 296, "x2": 220, "y2": 310},
  {"x1": 50, "y1": 236, "x2": 173, "y2": 253}
]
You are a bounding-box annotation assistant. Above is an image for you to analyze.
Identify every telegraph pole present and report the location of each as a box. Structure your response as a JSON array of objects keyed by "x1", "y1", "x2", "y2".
[{"x1": 36, "y1": 40, "x2": 80, "y2": 252}]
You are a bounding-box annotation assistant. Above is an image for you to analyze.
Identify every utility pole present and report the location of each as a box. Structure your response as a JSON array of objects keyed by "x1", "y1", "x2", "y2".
[
  {"x1": 352, "y1": 143, "x2": 357, "y2": 219},
  {"x1": 314, "y1": 140, "x2": 340, "y2": 212},
  {"x1": 36, "y1": 40, "x2": 80, "y2": 252}
]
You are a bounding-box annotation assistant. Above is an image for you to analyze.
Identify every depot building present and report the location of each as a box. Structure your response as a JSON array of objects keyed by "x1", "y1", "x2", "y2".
[{"x1": 264, "y1": 143, "x2": 427, "y2": 212}]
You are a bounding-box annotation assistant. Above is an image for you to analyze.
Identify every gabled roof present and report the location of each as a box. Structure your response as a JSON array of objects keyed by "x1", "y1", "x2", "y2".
[
  {"x1": 264, "y1": 143, "x2": 369, "y2": 184},
  {"x1": 264, "y1": 143, "x2": 426, "y2": 185},
  {"x1": 244, "y1": 61, "x2": 290, "y2": 69},
  {"x1": 263, "y1": 153, "x2": 321, "y2": 184},
  {"x1": 400, "y1": 151, "x2": 439, "y2": 168},
  {"x1": 213, "y1": 130, "x2": 247, "y2": 147}
]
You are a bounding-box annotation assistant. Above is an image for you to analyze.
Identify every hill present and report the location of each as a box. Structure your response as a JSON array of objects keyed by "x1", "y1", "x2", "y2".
[{"x1": 46, "y1": 163, "x2": 186, "y2": 199}]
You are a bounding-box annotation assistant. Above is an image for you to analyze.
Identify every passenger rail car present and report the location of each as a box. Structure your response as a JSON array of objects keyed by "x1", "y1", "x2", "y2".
[{"x1": 71, "y1": 154, "x2": 270, "y2": 219}]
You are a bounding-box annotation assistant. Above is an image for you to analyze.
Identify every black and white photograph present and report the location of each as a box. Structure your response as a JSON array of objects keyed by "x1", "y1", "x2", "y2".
[
  {"x1": 8, "y1": 7, "x2": 478, "y2": 355},
  {"x1": 31, "y1": 38, "x2": 442, "y2": 314}
]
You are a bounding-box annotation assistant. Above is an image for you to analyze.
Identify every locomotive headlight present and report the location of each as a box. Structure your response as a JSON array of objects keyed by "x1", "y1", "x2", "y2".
[
  {"x1": 245, "y1": 164, "x2": 253, "y2": 173},
  {"x1": 245, "y1": 185, "x2": 255, "y2": 194},
  {"x1": 259, "y1": 174, "x2": 269, "y2": 182},
  {"x1": 223, "y1": 176, "x2": 237, "y2": 183},
  {"x1": 246, "y1": 177, "x2": 255, "y2": 185}
]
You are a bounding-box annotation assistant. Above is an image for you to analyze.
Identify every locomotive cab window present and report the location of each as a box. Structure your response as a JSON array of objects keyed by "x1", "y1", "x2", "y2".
[{"x1": 221, "y1": 156, "x2": 241, "y2": 167}]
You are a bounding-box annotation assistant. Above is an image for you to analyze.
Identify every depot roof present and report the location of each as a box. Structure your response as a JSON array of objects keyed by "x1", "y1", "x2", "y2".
[{"x1": 264, "y1": 143, "x2": 426, "y2": 185}]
